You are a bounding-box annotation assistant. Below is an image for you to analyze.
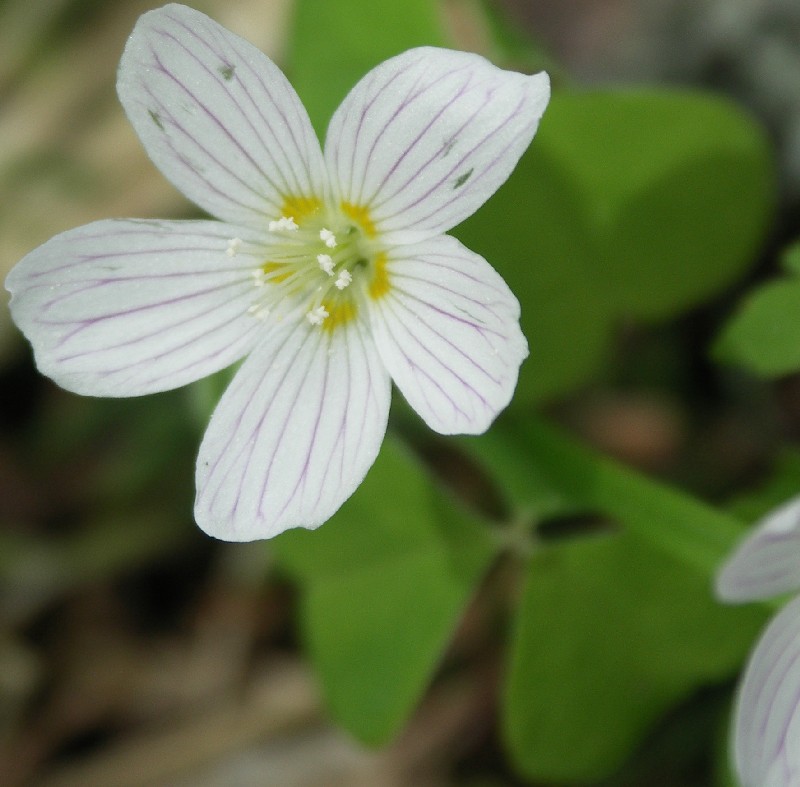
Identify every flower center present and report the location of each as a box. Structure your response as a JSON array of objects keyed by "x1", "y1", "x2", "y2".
[{"x1": 237, "y1": 198, "x2": 386, "y2": 330}]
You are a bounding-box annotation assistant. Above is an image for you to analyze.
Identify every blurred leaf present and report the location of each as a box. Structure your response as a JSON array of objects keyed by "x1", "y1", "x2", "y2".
[
  {"x1": 288, "y1": 0, "x2": 445, "y2": 137},
  {"x1": 29, "y1": 388, "x2": 197, "y2": 509},
  {"x1": 456, "y1": 89, "x2": 774, "y2": 404},
  {"x1": 726, "y1": 449, "x2": 800, "y2": 521},
  {"x1": 715, "y1": 279, "x2": 800, "y2": 376},
  {"x1": 462, "y1": 146, "x2": 608, "y2": 404},
  {"x1": 781, "y1": 240, "x2": 800, "y2": 275},
  {"x1": 714, "y1": 240, "x2": 800, "y2": 376},
  {"x1": 272, "y1": 438, "x2": 497, "y2": 744},
  {"x1": 504, "y1": 531, "x2": 767, "y2": 782}
]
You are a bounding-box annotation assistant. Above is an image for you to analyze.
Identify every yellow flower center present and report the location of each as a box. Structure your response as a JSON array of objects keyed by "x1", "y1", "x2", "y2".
[{"x1": 236, "y1": 196, "x2": 390, "y2": 331}]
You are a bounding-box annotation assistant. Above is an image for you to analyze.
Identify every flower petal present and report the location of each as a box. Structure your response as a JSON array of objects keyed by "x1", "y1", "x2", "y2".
[
  {"x1": 117, "y1": 4, "x2": 326, "y2": 227},
  {"x1": 367, "y1": 234, "x2": 528, "y2": 435},
  {"x1": 195, "y1": 317, "x2": 391, "y2": 540},
  {"x1": 6, "y1": 219, "x2": 267, "y2": 396},
  {"x1": 716, "y1": 496, "x2": 800, "y2": 603},
  {"x1": 731, "y1": 595, "x2": 800, "y2": 787},
  {"x1": 325, "y1": 47, "x2": 549, "y2": 240}
]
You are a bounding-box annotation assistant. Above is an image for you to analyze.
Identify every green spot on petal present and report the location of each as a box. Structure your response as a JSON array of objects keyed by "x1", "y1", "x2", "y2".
[
  {"x1": 441, "y1": 137, "x2": 456, "y2": 157},
  {"x1": 453, "y1": 168, "x2": 473, "y2": 189},
  {"x1": 148, "y1": 109, "x2": 164, "y2": 131},
  {"x1": 219, "y1": 63, "x2": 236, "y2": 81}
]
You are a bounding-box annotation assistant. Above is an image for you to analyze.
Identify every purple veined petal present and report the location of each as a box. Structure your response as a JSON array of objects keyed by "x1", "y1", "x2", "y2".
[
  {"x1": 731, "y1": 595, "x2": 800, "y2": 787},
  {"x1": 367, "y1": 234, "x2": 528, "y2": 435},
  {"x1": 118, "y1": 4, "x2": 327, "y2": 228},
  {"x1": 324, "y1": 46, "x2": 549, "y2": 241},
  {"x1": 5, "y1": 218, "x2": 269, "y2": 397},
  {"x1": 194, "y1": 315, "x2": 391, "y2": 540},
  {"x1": 716, "y1": 496, "x2": 800, "y2": 603}
]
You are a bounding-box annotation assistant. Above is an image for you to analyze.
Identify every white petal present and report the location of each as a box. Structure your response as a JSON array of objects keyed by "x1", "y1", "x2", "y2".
[
  {"x1": 118, "y1": 4, "x2": 326, "y2": 227},
  {"x1": 731, "y1": 595, "x2": 800, "y2": 787},
  {"x1": 368, "y1": 234, "x2": 528, "y2": 435},
  {"x1": 325, "y1": 47, "x2": 549, "y2": 240},
  {"x1": 195, "y1": 317, "x2": 391, "y2": 540},
  {"x1": 716, "y1": 496, "x2": 800, "y2": 603},
  {"x1": 6, "y1": 219, "x2": 266, "y2": 396}
]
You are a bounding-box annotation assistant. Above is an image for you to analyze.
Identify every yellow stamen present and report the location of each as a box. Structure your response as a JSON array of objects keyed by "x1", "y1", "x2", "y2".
[
  {"x1": 281, "y1": 195, "x2": 322, "y2": 224},
  {"x1": 368, "y1": 253, "x2": 389, "y2": 300},
  {"x1": 341, "y1": 201, "x2": 377, "y2": 238},
  {"x1": 322, "y1": 300, "x2": 358, "y2": 332},
  {"x1": 262, "y1": 262, "x2": 291, "y2": 283}
]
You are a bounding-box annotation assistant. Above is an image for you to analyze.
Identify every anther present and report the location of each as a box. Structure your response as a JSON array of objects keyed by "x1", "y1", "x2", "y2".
[
  {"x1": 269, "y1": 216, "x2": 298, "y2": 232},
  {"x1": 335, "y1": 270, "x2": 352, "y2": 290},
  {"x1": 320, "y1": 228, "x2": 337, "y2": 248},
  {"x1": 226, "y1": 237, "x2": 242, "y2": 257},
  {"x1": 317, "y1": 254, "x2": 335, "y2": 276},
  {"x1": 247, "y1": 303, "x2": 270, "y2": 320},
  {"x1": 306, "y1": 305, "x2": 329, "y2": 325}
]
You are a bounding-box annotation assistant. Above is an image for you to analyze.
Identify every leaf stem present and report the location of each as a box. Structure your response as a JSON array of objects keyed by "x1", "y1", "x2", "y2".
[{"x1": 506, "y1": 416, "x2": 748, "y2": 577}]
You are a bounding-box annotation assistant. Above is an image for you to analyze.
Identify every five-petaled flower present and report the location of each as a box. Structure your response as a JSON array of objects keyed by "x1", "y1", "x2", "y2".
[
  {"x1": 717, "y1": 495, "x2": 800, "y2": 787},
  {"x1": 5, "y1": 4, "x2": 550, "y2": 540}
]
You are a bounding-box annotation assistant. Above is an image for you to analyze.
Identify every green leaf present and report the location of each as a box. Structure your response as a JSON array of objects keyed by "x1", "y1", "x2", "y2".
[
  {"x1": 781, "y1": 240, "x2": 800, "y2": 275},
  {"x1": 504, "y1": 532, "x2": 767, "y2": 782},
  {"x1": 714, "y1": 279, "x2": 800, "y2": 376},
  {"x1": 463, "y1": 145, "x2": 610, "y2": 402},
  {"x1": 456, "y1": 89, "x2": 774, "y2": 404},
  {"x1": 727, "y1": 449, "x2": 800, "y2": 521},
  {"x1": 272, "y1": 438, "x2": 498, "y2": 745},
  {"x1": 463, "y1": 416, "x2": 767, "y2": 780},
  {"x1": 288, "y1": 0, "x2": 446, "y2": 137},
  {"x1": 714, "y1": 240, "x2": 800, "y2": 376}
]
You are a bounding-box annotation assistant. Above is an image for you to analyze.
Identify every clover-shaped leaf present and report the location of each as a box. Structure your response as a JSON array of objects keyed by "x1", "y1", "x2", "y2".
[
  {"x1": 714, "y1": 240, "x2": 800, "y2": 376},
  {"x1": 273, "y1": 438, "x2": 497, "y2": 744},
  {"x1": 504, "y1": 531, "x2": 767, "y2": 782}
]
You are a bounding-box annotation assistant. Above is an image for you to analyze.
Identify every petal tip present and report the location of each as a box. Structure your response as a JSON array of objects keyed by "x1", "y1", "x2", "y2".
[
  {"x1": 716, "y1": 495, "x2": 800, "y2": 603},
  {"x1": 730, "y1": 596, "x2": 800, "y2": 787}
]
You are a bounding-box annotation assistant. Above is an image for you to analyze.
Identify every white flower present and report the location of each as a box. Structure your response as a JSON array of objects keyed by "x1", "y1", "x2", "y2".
[
  {"x1": 716, "y1": 495, "x2": 800, "y2": 787},
  {"x1": 5, "y1": 3, "x2": 549, "y2": 541}
]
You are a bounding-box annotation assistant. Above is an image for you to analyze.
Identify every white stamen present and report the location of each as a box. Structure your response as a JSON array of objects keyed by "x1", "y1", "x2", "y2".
[
  {"x1": 247, "y1": 303, "x2": 270, "y2": 320},
  {"x1": 320, "y1": 228, "x2": 337, "y2": 248},
  {"x1": 269, "y1": 216, "x2": 298, "y2": 232},
  {"x1": 306, "y1": 305, "x2": 329, "y2": 325},
  {"x1": 251, "y1": 269, "x2": 266, "y2": 287},
  {"x1": 335, "y1": 270, "x2": 352, "y2": 290},
  {"x1": 317, "y1": 254, "x2": 335, "y2": 276},
  {"x1": 225, "y1": 237, "x2": 242, "y2": 257}
]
